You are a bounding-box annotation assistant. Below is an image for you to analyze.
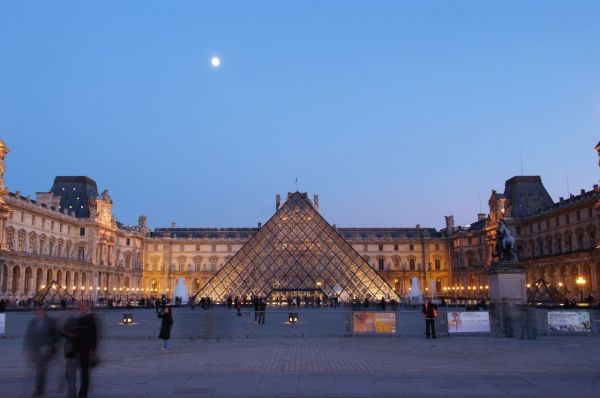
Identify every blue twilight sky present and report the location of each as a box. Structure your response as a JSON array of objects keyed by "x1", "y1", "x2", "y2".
[{"x1": 0, "y1": 1, "x2": 599, "y2": 230}]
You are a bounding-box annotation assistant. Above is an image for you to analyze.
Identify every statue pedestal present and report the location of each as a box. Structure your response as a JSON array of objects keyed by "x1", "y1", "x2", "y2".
[{"x1": 488, "y1": 261, "x2": 527, "y2": 304}]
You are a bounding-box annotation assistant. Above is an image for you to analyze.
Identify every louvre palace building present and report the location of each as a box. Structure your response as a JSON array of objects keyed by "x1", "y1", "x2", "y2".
[{"x1": 1, "y1": 138, "x2": 599, "y2": 303}]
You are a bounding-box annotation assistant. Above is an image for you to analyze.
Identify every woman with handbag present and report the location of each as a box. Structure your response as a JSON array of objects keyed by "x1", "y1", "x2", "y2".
[{"x1": 158, "y1": 306, "x2": 174, "y2": 350}]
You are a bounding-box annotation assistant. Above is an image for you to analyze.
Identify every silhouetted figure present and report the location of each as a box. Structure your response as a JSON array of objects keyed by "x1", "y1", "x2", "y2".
[
  {"x1": 158, "y1": 306, "x2": 173, "y2": 349},
  {"x1": 60, "y1": 314, "x2": 78, "y2": 398},
  {"x1": 23, "y1": 304, "x2": 58, "y2": 396},
  {"x1": 380, "y1": 297, "x2": 386, "y2": 311},
  {"x1": 501, "y1": 298, "x2": 513, "y2": 338},
  {"x1": 73, "y1": 301, "x2": 99, "y2": 398},
  {"x1": 422, "y1": 299, "x2": 438, "y2": 339}
]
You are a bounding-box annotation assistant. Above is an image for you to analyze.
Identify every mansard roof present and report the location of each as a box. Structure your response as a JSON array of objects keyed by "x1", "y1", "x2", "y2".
[
  {"x1": 50, "y1": 176, "x2": 99, "y2": 218},
  {"x1": 150, "y1": 227, "x2": 259, "y2": 239},
  {"x1": 503, "y1": 176, "x2": 554, "y2": 218},
  {"x1": 338, "y1": 227, "x2": 441, "y2": 239}
]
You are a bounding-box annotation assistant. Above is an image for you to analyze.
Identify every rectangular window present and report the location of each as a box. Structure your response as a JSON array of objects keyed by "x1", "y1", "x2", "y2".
[
  {"x1": 126, "y1": 238, "x2": 130, "y2": 246},
  {"x1": 556, "y1": 217, "x2": 559, "y2": 226},
  {"x1": 546, "y1": 220, "x2": 550, "y2": 229},
  {"x1": 21, "y1": 212, "x2": 25, "y2": 222},
  {"x1": 227, "y1": 244, "x2": 233, "y2": 251},
  {"x1": 435, "y1": 244, "x2": 439, "y2": 250},
  {"x1": 80, "y1": 228, "x2": 85, "y2": 237},
  {"x1": 378, "y1": 244, "x2": 383, "y2": 251},
  {"x1": 77, "y1": 247, "x2": 85, "y2": 261},
  {"x1": 42, "y1": 218, "x2": 45, "y2": 228},
  {"x1": 393, "y1": 257, "x2": 400, "y2": 268},
  {"x1": 434, "y1": 259, "x2": 441, "y2": 270},
  {"x1": 179, "y1": 244, "x2": 184, "y2": 251},
  {"x1": 196, "y1": 244, "x2": 201, "y2": 251},
  {"x1": 589, "y1": 207, "x2": 593, "y2": 218},
  {"x1": 393, "y1": 244, "x2": 399, "y2": 251},
  {"x1": 468, "y1": 238, "x2": 472, "y2": 245},
  {"x1": 409, "y1": 258, "x2": 416, "y2": 270},
  {"x1": 32, "y1": 215, "x2": 36, "y2": 225},
  {"x1": 566, "y1": 213, "x2": 570, "y2": 224},
  {"x1": 378, "y1": 258, "x2": 385, "y2": 270},
  {"x1": 211, "y1": 245, "x2": 217, "y2": 252},
  {"x1": 153, "y1": 244, "x2": 158, "y2": 251},
  {"x1": 409, "y1": 244, "x2": 414, "y2": 251},
  {"x1": 363, "y1": 244, "x2": 368, "y2": 251},
  {"x1": 576, "y1": 210, "x2": 581, "y2": 221}
]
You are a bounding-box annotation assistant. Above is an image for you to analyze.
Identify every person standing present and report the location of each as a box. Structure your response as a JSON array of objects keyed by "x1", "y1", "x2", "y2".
[
  {"x1": 422, "y1": 299, "x2": 438, "y2": 339},
  {"x1": 234, "y1": 297, "x2": 242, "y2": 317},
  {"x1": 74, "y1": 301, "x2": 99, "y2": 398},
  {"x1": 258, "y1": 297, "x2": 266, "y2": 324},
  {"x1": 23, "y1": 304, "x2": 59, "y2": 396},
  {"x1": 380, "y1": 297, "x2": 386, "y2": 311},
  {"x1": 158, "y1": 306, "x2": 174, "y2": 349},
  {"x1": 501, "y1": 297, "x2": 513, "y2": 338}
]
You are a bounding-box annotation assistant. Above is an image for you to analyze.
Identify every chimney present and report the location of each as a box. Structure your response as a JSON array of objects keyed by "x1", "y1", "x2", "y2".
[
  {"x1": 581, "y1": 189, "x2": 585, "y2": 195},
  {"x1": 258, "y1": 222, "x2": 262, "y2": 228},
  {"x1": 445, "y1": 215, "x2": 455, "y2": 231},
  {"x1": 416, "y1": 224, "x2": 420, "y2": 229},
  {"x1": 275, "y1": 194, "x2": 281, "y2": 211},
  {"x1": 559, "y1": 197, "x2": 564, "y2": 202},
  {"x1": 477, "y1": 213, "x2": 486, "y2": 221},
  {"x1": 594, "y1": 184, "x2": 598, "y2": 189},
  {"x1": 171, "y1": 222, "x2": 177, "y2": 228},
  {"x1": 138, "y1": 215, "x2": 147, "y2": 228},
  {"x1": 313, "y1": 194, "x2": 319, "y2": 210}
]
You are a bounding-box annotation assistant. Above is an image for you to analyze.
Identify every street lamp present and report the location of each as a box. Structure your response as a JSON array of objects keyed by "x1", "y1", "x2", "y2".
[{"x1": 576, "y1": 277, "x2": 586, "y2": 303}]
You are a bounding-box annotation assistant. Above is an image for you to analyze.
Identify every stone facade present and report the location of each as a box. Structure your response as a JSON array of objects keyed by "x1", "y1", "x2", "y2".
[{"x1": 1, "y1": 138, "x2": 598, "y2": 302}]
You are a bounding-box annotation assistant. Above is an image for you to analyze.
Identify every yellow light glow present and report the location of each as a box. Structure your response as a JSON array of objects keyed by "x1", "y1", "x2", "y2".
[{"x1": 576, "y1": 277, "x2": 586, "y2": 285}]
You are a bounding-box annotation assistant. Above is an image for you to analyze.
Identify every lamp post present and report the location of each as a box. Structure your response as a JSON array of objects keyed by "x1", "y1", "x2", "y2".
[
  {"x1": 112, "y1": 287, "x2": 117, "y2": 302},
  {"x1": 576, "y1": 277, "x2": 586, "y2": 303}
]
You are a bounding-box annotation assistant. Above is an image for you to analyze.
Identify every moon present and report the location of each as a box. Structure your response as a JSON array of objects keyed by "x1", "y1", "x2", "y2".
[{"x1": 211, "y1": 56, "x2": 221, "y2": 68}]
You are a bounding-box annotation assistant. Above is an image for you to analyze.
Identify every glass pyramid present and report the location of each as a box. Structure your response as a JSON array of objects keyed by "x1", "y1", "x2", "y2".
[
  {"x1": 32, "y1": 280, "x2": 77, "y2": 305},
  {"x1": 194, "y1": 192, "x2": 399, "y2": 303}
]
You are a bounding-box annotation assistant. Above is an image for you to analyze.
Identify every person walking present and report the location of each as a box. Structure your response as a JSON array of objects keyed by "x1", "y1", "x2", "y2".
[
  {"x1": 23, "y1": 304, "x2": 59, "y2": 396},
  {"x1": 158, "y1": 306, "x2": 174, "y2": 349},
  {"x1": 422, "y1": 299, "x2": 438, "y2": 339},
  {"x1": 73, "y1": 301, "x2": 99, "y2": 398},
  {"x1": 60, "y1": 314, "x2": 79, "y2": 398}
]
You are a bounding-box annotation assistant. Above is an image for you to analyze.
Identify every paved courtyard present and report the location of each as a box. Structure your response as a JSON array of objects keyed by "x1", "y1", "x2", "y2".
[{"x1": 1, "y1": 332, "x2": 599, "y2": 397}]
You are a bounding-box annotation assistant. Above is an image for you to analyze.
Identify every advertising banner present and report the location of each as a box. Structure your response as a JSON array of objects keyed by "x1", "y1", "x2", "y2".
[
  {"x1": 547, "y1": 311, "x2": 591, "y2": 333},
  {"x1": 0, "y1": 313, "x2": 5, "y2": 335},
  {"x1": 447, "y1": 311, "x2": 490, "y2": 333},
  {"x1": 353, "y1": 312, "x2": 396, "y2": 334}
]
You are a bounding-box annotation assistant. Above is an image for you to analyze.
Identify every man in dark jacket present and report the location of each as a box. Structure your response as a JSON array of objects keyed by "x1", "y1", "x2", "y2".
[
  {"x1": 422, "y1": 300, "x2": 438, "y2": 339},
  {"x1": 23, "y1": 304, "x2": 59, "y2": 396},
  {"x1": 74, "y1": 301, "x2": 98, "y2": 398}
]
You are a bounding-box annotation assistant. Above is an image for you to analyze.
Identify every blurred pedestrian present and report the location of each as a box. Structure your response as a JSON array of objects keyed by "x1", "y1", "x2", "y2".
[
  {"x1": 60, "y1": 313, "x2": 78, "y2": 398},
  {"x1": 158, "y1": 306, "x2": 174, "y2": 349},
  {"x1": 0, "y1": 298, "x2": 6, "y2": 312},
  {"x1": 23, "y1": 304, "x2": 58, "y2": 396},
  {"x1": 422, "y1": 299, "x2": 438, "y2": 339},
  {"x1": 258, "y1": 297, "x2": 266, "y2": 324},
  {"x1": 235, "y1": 297, "x2": 242, "y2": 316},
  {"x1": 74, "y1": 301, "x2": 99, "y2": 398},
  {"x1": 501, "y1": 297, "x2": 513, "y2": 338},
  {"x1": 380, "y1": 297, "x2": 386, "y2": 311}
]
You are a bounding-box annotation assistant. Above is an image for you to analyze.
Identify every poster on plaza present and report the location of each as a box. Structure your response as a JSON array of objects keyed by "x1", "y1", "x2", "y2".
[
  {"x1": 547, "y1": 311, "x2": 591, "y2": 333},
  {"x1": 0, "y1": 313, "x2": 5, "y2": 335},
  {"x1": 353, "y1": 312, "x2": 396, "y2": 334},
  {"x1": 447, "y1": 311, "x2": 490, "y2": 333}
]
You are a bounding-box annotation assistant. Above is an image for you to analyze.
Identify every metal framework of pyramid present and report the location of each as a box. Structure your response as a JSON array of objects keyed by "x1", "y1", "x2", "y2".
[
  {"x1": 527, "y1": 278, "x2": 566, "y2": 304},
  {"x1": 194, "y1": 192, "x2": 399, "y2": 303},
  {"x1": 31, "y1": 280, "x2": 77, "y2": 305}
]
